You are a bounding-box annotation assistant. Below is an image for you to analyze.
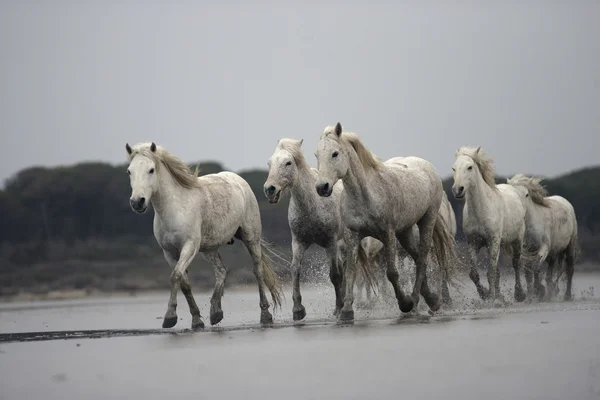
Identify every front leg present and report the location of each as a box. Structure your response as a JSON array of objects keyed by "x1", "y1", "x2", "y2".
[
  {"x1": 163, "y1": 242, "x2": 202, "y2": 330},
  {"x1": 487, "y1": 238, "x2": 503, "y2": 304},
  {"x1": 511, "y1": 241, "x2": 526, "y2": 302},
  {"x1": 290, "y1": 237, "x2": 309, "y2": 321},
  {"x1": 466, "y1": 240, "x2": 489, "y2": 300},
  {"x1": 339, "y1": 232, "x2": 360, "y2": 321},
  {"x1": 202, "y1": 250, "x2": 228, "y2": 326},
  {"x1": 325, "y1": 241, "x2": 343, "y2": 317}
]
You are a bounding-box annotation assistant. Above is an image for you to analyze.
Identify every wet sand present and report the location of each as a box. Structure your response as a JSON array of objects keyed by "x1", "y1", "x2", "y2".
[{"x1": 1, "y1": 272, "x2": 599, "y2": 399}]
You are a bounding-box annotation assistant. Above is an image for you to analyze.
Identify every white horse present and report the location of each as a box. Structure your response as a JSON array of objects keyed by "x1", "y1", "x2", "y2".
[
  {"x1": 507, "y1": 174, "x2": 578, "y2": 301},
  {"x1": 315, "y1": 123, "x2": 458, "y2": 321},
  {"x1": 125, "y1": 142, "x2": 282, "y2": 329},
  {"x1": 356, "y1": 191, "x2": 458, "y2": 305},
  {"x1": 451, "y1": 146, "x2": 527, "y2": 304},
  {"x1": 263, "y1": 138, "x2": 378, "y2": 320}
]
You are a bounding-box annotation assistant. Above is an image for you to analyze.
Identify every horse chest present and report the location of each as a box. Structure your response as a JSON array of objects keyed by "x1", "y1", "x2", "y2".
[{"x1": 290, "y1": 212, "x2": 339, "y2": 244}]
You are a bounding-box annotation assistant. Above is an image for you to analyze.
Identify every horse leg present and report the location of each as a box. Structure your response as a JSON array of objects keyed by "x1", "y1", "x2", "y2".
[
  {"x1": 326, "y1": 241, "x2": 343, "y2": 317},
  {"x1": 413, "y1": 213, "x2": 441, "y2": 312},
  {"x1": 392, "y1": 232, "x2": 416, "y2": 313},
  {"x1": 243, "y1": 240, "x2": 275, "y2": 325},
  {"x1": 467, "y1": 240, "x2": 489, "y2": 300},
  {"x1": 289, "y1": 237, "x2": 309, "y2": 321},
  {"x1": 511, "y1": 241, "x2": 526, "y2": 302},
  {"x1": 202, "y1": 250, "x2": 228, "y2": 326},
  {"x1": 163, "y1": 242, "x2": 201, "y2": 329},
  {"x1": 487, "y1": 238, "x2": 502, "y2": 305},
  {"x1": 545, "y1": 257, "x2": 557, "y2": 301},
  {"x1": 564, "y1": 245, "x2": 576, "y2": 301},
  {"x1": 339, "y1": 232, "x2": 359, "y2": 321},
  {"x1": 533, "y1": 269, "x2": 546, "y2": 299}
]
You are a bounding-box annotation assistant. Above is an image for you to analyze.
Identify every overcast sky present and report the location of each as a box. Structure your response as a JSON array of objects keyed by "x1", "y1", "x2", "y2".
[{"x1": 1, "y1": 0, "x2": 598, "y2": 185}]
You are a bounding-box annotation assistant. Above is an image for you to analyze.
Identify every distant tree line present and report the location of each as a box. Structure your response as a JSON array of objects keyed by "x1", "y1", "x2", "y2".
[{"x1": 0, "y1": 160, "x2": 598, "y2": 297}]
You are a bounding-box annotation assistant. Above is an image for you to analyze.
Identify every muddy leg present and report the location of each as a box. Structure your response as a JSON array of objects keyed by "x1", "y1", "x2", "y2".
[
  {"x1": 326, "y1": 242, "x2": 344, "y2": 317},
  {"x1": 202, "y1": 250, "x2": 228, "y2": 326},
  {"x1": 512, "y1": 242, "x2": 526, "y2": 302},
  {"x1": 288, "y1": 237, "x2": 309, "y2": 321},
  {"x1": 533, "y1": 269, "x2": 546, "y2": 299}
]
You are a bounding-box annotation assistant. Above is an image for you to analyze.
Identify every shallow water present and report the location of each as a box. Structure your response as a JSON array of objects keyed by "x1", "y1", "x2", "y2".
[{"x1": 1, "y1": 272, "x2": 599, "y2": 400}]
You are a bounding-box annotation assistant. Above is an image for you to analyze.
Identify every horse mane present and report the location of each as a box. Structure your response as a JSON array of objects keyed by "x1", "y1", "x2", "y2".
[
  {"x1": 456, "y1": 146, "x2": 498, "y2": 191},
  {"x1": 322, "y1": 126, "x2": 383, "y2": 172},
  {"x1": 507, "y1": 173, "x2": 550, "y2": 207},
  {"x1": 128, "y1": 142, "x2": 201, "y2": 189},
  {"x1": 276, "y1": 138, "x2": 309, "y2": 169}
]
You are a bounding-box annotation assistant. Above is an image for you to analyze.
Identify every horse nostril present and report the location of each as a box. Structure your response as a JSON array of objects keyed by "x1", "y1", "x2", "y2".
[
  {"x1": 139, "y1": 197, "x2": 146, "y2": 207},
  {"x1": 316, "y1": 182, "x2": 329, "y2": 194},
  {"x1": 458, "y1": 186, "x2": 464, "y2": 193},
  {"x1": 265, "y1": 185, "x2": 276, "y2": 195}
]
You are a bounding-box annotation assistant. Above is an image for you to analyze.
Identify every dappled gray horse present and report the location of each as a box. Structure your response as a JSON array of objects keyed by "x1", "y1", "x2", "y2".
[{"x1": 315, "y1": 123, "x2": 458, "y2": 321}]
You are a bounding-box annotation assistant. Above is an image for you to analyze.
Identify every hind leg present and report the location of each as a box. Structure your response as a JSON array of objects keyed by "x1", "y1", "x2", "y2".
[
  {"x1": 243, "y1": 240, "x2": 275, "y2": 325},
  {"x1": 544, "y1": 257, "x2": 557, "y2": 301},
  {"x1": 564, "y1": 246, "x2": 575, "y2": 301},
  {"x1": 413, "y1": 214, "x2": 441, "y2": 311},
  {"x1": 511, "y1": 241, "x2": 526, "y2": 302},
  {"x1": 486, "y1": 238, "x2": 503, "y2": 305},
  {"x1": 339, "y1": 232, "x2": 360, "y2": 321},
  {"x1": 202, "y1": 250, "x2": 228, "y2": 326},
  {"x1": 397, "y1": 228, "x2": 439, "y2": 312}
]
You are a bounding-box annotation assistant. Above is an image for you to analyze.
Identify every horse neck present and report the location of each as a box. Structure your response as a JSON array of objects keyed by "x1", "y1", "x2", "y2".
[
  {"x1": 151, "y1": 168, "x2": 189, "y2": 217},
  {"x1": 340, "y1": 149, "x2": 373, "y2": 202},
  {"x1": 290, "y1": 163, "x2": 319, "y2": 209},
  {"x1": 465, "y1": 171, "x2": 498, "y2": 218}
]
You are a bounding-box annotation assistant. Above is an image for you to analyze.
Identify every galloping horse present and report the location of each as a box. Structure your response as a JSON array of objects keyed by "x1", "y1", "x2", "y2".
[
  {"x1": 126, "y1": 142, "x2": 282, "y2": 329},
  {"x1": 507, "y1": 174, "x2": 578, "y2": 301},
  {"x1": 452, "y1": 146, "x2": 528, "y2": 305},
  {"x1": 315, "y1": 123, "x2": 457, "y2": 321}
]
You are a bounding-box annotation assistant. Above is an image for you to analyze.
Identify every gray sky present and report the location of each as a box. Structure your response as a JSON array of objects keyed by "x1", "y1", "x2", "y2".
[{"x1": 1, "y1": 0, "x2": 599, "y2": 185}]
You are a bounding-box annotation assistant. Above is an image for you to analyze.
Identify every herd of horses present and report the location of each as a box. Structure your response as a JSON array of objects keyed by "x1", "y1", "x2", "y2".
[{"x1": 125, "y1": 122, "x2": 579, "y2": 330}]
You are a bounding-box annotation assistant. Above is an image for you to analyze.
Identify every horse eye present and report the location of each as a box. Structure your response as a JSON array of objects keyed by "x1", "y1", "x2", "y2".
[
  {"x1": 526, "y1": 193, "x2": 529, "y2": 197},
  {"x1": 127, "y1": 169, "x2": 131, "y2": 175},
  {"x1": 467, "y1": 166, "x2": 473, "y2": 171},
  {"x1": 149, "y1": 168, "x2": 154, "y2": 174},
  {"x1": 285, "y1": 161, "x2": 292, "y2": 166},
  {"x1": 332, "y1": 151, "x2": 339, "y2": 158}
]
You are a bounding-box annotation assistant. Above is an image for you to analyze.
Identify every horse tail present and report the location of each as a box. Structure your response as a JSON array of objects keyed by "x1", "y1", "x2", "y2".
[
  {"x1": 357, "y1": 241, "x2": 380, "y2": 297},
  {"x1": 259, "y1": 238, "x2": 285, "y2": 309},
  {"x1": 432, "y1": 213, "x2": 459, "y2": 281}
]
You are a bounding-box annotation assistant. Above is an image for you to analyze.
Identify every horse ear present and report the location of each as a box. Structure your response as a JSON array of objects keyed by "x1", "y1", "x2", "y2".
[
  {"x1": 150, "y1": 142, "x2": 157, "y2": 152},
  {"x1": 335, "y1": 122, "x2": 342, "y2": 137},
  {"x1": 125, "y1": 143, "x2": 132, "y2": 155},
  {"x1": 475, "y1": 145, "x2": 482, "y2": 154},
  {"x1": 298, "y1": 138, "x2": 304, "y2": 146}
]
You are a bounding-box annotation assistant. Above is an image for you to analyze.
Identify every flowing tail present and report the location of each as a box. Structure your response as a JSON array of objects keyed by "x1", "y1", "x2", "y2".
[
  {"x1": 431, "y1": 213, "x2": 460, "y2": 283},
  {"x1": 259, "y1": 239, "x2": 285, "y2": 309},
  {"x1": 357, "y1": 241, "x2": 380, "y2": 297}
]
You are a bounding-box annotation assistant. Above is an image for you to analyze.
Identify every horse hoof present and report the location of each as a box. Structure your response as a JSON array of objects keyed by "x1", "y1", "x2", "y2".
[
  {"x1": 399, "y1": 297, "x2": 414, "y2": 313},
  {"x1": 514, "y1": 290, "x2": 527, "y2": 303},
  {"x1": 333, "y1": 307, "x2": 342, "y2": 317},
  {"x1": 339, "y1": 310, "x2": 354, "y2": 321},
  {"x1": 162, "y1": 316, "x2": 178, "y2": 329},
  {"x1": 260, "y1": 311, "x2": 273, "y2": 325},
  {"x1": 563, "y1": 293, "x2": 573, "y2": 302},
  {"x1": 536, "y1": 286, "x2": 546, "y2": 300},
  {"x1": 293, "y1": 307, "x2": 307, "y2": 321},
  {"x1": 210, "y1": 311, "x2": 224, "y2": 326},
  {"x1": 425, "y1": 293, "x2": 441, "y2": 312},
  {"x1": 192, "y1": 319, "x2": 205, "y2": 330}
]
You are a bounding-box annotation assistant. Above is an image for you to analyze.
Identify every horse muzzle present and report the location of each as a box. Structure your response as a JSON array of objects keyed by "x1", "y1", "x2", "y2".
[
  {"x1": 130, "y1": 197, "x2": 148, "y2": 213},
  {"x1": 315, "y1": 182, "x2": 333, "y2": 197},
  {"x1": 452, "y1": 185, "x2": 465, "y2": 199},
  {"x1": 264, "y1": 185, "x2": 281, "y2": 204}
]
